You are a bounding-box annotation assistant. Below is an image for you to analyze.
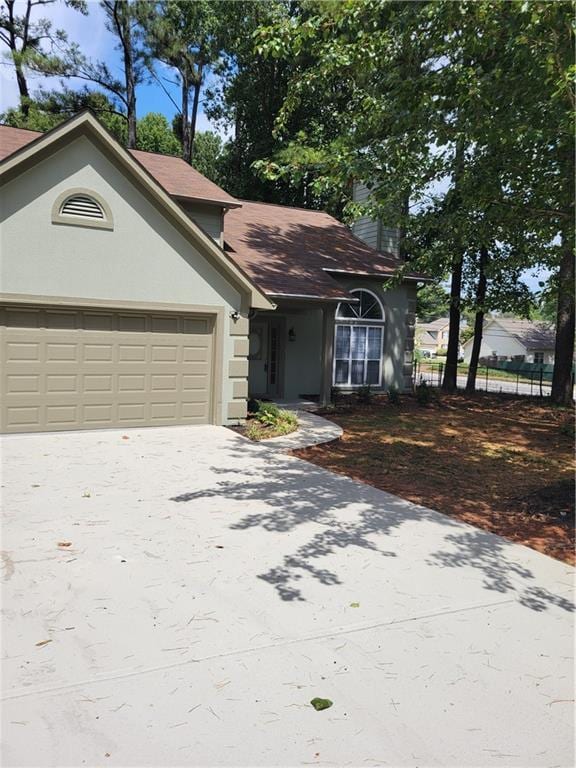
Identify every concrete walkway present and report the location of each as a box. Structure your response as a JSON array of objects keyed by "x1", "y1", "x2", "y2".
[
  {"x1": 1, "y1": 425, "x2": 574, "y2": 767},
  {"x1": 259, "y1": 408, "x2": 343, "y2": 451}
]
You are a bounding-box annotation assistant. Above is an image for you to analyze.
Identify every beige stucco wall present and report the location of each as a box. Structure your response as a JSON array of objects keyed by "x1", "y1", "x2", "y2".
[
  {"x1": 179, "y1": 201, "x2": 223, "y2": 245},
  {"x1": 282, "y1": 308, "x2": 324, "y2": 399},
  {"x1": 0, "y1": 135, "x2": 246, "y2": 423}
]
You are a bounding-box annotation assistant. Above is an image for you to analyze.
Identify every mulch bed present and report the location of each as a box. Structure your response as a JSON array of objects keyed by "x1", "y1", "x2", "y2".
[{"x1": 293, "y1": 393, "x2": 575, "y2": 565}]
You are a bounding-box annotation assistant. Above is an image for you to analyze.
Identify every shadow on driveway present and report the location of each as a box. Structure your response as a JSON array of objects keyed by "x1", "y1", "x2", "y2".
[{"x1": 170, "y1": 441, "x2": 575, "y2": 612}]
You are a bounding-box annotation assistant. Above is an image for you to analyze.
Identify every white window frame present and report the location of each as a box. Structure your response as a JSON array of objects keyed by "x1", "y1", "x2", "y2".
[
  {"x1": 333, "y1": 323, "x2": 384, "y2": 387},
  {"x1": 333, "y1": 290, "x2": 386, "y2": 388},
  {"x1": 335, "y1": 287, "x2": 384, "y2": 322}
]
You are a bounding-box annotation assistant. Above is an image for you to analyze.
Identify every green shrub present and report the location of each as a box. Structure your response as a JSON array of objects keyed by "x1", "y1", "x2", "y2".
[
  {"x1": 387, "y1": 387, "x2": 401, "y2": 405},
  {"x1": 245, "y1": 402, "x2": 298, "y2": 440},
  {"x1": 255, "y1": 401, "x2": 282, "y2": 427},
  {"x1": 415, "y1": 380, "x2": 432, "y2": 406}
]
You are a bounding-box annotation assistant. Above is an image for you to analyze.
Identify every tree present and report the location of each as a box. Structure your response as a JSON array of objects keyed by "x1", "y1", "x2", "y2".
[
  {"x1": 207, "y1": 0, "x2": 343, "y2": 209},
  {"x1": 0, "y1": 0, "x2": 87, "y2": 117},
  {"x1": 0, "y1": 87, "x2": 127, "y2": 140},
  {"x1": 190, "y1": 130, "x2": 223, "y2": 183},
  {"x1": 253, "y1": 0, "x2": 574, "y2": 399},
  {"x1": 416, "y1": 284, "x2": 450, "y2": 323},
  {"x1": 139, "y1": 0, "x2": 227, "y2": 164},
  {"x1": 98, "y1": 0, "x2": 145, "y2": 148},
  {"x1": 136, "y1": 111, "x2": 180, "y2": 154}
]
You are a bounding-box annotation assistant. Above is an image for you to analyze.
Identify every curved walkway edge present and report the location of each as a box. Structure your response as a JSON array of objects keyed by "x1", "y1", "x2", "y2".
[{"x1": 259, "y1": 409, "x2": 343, "y2": 451}]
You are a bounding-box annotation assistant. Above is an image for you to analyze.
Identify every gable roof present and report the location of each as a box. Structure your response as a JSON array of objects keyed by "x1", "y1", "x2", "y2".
[
  {"x1": 0, "y1": 124, "x2": 239, "y2": 209},
  {"x1": 0, "y1": 113, "x2": 273, "y2": 310},
  {"x1": 0, "y1": 116, "x2": 426, "y2": 303},
  {"x1": 224, "y1": 199, "x2": 426, "y2": 300},
  {"x1": 492, "y1": 318, "x2": 555, "y2": 351}
]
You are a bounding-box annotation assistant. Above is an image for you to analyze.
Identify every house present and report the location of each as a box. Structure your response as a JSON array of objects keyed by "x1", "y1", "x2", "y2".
[
  {"x1": 0, "y1": 112, "x2": 424, "y2": 434},
  {"x1": 462, "y1": 317, "x2": 555, "y2": 365},
  {"x1": 416, "y1": 317, "x2": 451, "y2": 355}
]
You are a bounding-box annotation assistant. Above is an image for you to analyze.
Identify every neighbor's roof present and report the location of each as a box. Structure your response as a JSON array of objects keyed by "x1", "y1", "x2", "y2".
[
  {"x1": 0, "y1": 124, "x2": 238, "y2": 208},
  {"x1": 417, "y1": 317, "x2": 450, "y2": 332},
  {"x1": 224, "y1": 199, "x2": 426, "y2": 300},
  {"x1": 492, "y1": 318, "x2": 555, "y2": 351}
]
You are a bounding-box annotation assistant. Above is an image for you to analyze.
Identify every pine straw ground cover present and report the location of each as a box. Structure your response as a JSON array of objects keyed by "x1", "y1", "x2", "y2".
[{"x1": 294, "y1": 393, "x2": 575, "y2": 565}]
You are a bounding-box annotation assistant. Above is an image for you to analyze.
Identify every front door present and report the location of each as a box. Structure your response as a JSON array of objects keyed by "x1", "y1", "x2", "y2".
[{"x1": 248, "y1": 319, "x2": 283, "y2": 398}]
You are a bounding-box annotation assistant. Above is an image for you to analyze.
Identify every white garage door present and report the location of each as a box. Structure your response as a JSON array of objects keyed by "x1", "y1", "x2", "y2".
[{"x1": 0, "y1": 305, "x2": 215, "y2": 433}]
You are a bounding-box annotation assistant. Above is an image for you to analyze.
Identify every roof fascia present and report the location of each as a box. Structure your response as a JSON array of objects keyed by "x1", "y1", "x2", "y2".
[{"x1": 173, "y1": 194, "x2": 242, "y2": 210}]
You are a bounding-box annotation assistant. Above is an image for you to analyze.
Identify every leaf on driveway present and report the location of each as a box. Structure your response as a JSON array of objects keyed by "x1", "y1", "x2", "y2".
[
  {"x1": 82, "y1": 491, "x2": 91, "y2": 498},
  {"x1": 310, "y1": 697, "x2": 333, "y2": 711},
  {"x1": 57, "y1": 542, "x2": 72, "y2": 548},
  {"x1": 35, "y1": 639, "x2": 52, "y2": 647},
  {"x1": 350, "y1": 602, "x2": 360, "y2": 608}
]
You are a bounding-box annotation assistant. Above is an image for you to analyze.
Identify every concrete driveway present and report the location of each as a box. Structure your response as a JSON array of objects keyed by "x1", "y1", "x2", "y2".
[{"x1": 1, "y1": 426, "x2": 574, "y2": 767}]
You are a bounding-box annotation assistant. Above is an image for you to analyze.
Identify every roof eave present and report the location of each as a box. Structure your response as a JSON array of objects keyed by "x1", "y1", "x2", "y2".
[
  {"x1": 323, "y1": 267, "x2": 432, "y2": 283},
  {"x1": 174, "y1": 194, "x2": 242, "y2": 210}
]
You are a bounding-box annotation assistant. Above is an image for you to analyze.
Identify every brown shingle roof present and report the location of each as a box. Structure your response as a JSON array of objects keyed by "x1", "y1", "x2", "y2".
[
  {"x1": 224, "y1": 200, "x2": 425, "y2": 300},
  {"x1": 0, "y1": 124, "x2": 238, "y2": 207}
]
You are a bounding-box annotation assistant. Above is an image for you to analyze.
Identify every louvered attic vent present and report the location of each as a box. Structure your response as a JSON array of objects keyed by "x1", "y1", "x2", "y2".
[{"x1": 60, "y1": 194, "x2": 105, "y2": 220}]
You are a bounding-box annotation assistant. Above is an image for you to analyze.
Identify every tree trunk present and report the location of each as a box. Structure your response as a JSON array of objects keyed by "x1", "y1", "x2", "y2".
[
  {"x1": 15, "y1": 63, "x2": 30, "y2": 117},
  {"x1": 188, "y1": 67, "x2": 203, "y2": 164},
  {"x1": 181, "y1": 77, "x2": 191, "y2": 163},
  {"x1": 442, "y1": 254, "x2": 463, "y2": 392},
  {"x1": 120, "y1": 4, "x2": 137, "y2": 148},
  {"x1": 466, "y1": 245, "x2": 489, "y2": 393},
  {"x1": 551, "y1": 229, "x2": 575, "y2": 405}
]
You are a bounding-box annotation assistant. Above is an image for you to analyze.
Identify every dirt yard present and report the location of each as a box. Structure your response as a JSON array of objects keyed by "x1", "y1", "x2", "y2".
[{"x1": 295, "y1": 394, "x2": 575, "y2": 565}]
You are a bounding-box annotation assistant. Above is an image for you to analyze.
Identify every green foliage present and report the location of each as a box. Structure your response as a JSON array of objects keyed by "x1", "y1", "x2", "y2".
[
  {"x1": 417, "y1": 284, "x2": 450, "y2": 323},
  {"x1": 191, "y1": 131, "x2": 224, "y2": 183},
  {"x1": 139, "y1": 0, "x2": 229, "y2": 162},
  {"x1": 136, "y1": 112, "x2": 180, "y2": 155},
  {"x1": 0, "y1": 88, "x2": 127, "y2": 142},
  {"x1": 254, "y1": 0, "x2": 574, "y2": 384},
  {"x1": 0, "y1": 0, "x2": 88, "y2": 114},
  {"x1": 245, "y1": 401, "x2": 298, "y2": 440},
  {"x1": 387, "y1": 387, "x2": 401, "y2": 406}
]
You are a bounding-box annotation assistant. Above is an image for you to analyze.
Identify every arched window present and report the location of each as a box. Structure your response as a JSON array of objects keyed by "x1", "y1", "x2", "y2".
[
  {"x1": 52, "y1": 189, "x2": 113, "y2": 230},
  {"x1": 334, "y1": 289, "x2": 385, "y2": 387},
  {"x1": 336, "y1": 289, "x2": 384, "y2": 321}
]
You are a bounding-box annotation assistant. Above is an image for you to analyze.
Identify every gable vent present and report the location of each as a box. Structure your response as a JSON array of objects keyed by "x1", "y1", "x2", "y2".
[{"x1": 60, "y1": 194, "x2": 105, "y2": 220}]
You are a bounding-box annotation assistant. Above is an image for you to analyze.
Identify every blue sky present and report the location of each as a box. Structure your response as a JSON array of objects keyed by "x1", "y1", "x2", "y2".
[
  {"x1": 0, "y1": 0, "x2": 223, "y2": 134},
  {"x1": 0, "y1": 1, "x2": 550, "y2": 293}
]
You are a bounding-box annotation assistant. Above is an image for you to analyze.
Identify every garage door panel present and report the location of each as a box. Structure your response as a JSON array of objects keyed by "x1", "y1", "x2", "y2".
[
  {"x1": 6, "y1": 405, "x2": 41, "y2": 428},
  {"x1": 46, "y1": 374, "x2": 78, "y2": 393},
  {"x1": 83, "y1": 404, "x2": 114, "y2": 424},
  {"x1": 1, "y1": 306, "x2": 214, "y2": 433}
]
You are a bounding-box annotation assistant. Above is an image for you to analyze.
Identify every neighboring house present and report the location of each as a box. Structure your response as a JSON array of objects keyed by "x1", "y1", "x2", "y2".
[
  {"x1": 0, "y1": 112, "x2": 425, "y2": 434},
  {"x1": 416, "y1": 317, "x2": 451, "y2": 355},
  {"x1": 462, "y1": 317, "x2": 555, "y2": 365}
]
